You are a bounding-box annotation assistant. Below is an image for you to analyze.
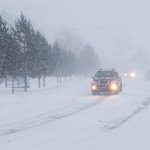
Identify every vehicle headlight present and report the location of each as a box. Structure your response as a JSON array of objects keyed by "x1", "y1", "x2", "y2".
[
  {"x1": 109, "y1": 81, "x2": 118, "y2": 91},
  {"x1": 92, "y1": 85, "x2": 97, "y2": 90},
  {"x1": 130, "y1": 72, "x2": 135, "y2": 77},
  {"x1": 110, "y1": 83, "x2": 118, "y2": 91}
]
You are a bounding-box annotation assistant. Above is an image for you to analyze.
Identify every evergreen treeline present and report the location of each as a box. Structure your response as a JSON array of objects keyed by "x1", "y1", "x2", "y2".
[{"x1": 0, "y1": 13, "x2": 100, "y2": 93}]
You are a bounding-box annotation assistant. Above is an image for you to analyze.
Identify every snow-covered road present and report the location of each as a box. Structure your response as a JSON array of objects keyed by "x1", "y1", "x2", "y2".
[{"x1": 0, "y1": 77, "x2": 150, "y2": 150}]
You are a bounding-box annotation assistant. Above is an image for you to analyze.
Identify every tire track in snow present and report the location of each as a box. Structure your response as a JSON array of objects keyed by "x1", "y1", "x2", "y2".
[
  {"x1": 102, "y1": 97, "x2": 150, "y2": 131},
  {"x1": 0, "y1": 96, "x2": 107, "y2": 137}
]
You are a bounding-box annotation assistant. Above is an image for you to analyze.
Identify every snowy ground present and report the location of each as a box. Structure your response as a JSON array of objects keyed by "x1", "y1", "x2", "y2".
[{"x1": 0, "y1": 76, "x2": 150, "y2": 150}]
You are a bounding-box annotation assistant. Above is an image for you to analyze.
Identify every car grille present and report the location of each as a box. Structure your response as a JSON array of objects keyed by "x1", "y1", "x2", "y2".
[{"x1": 99, "y1": 80, "x2": 108, "y2": 85}]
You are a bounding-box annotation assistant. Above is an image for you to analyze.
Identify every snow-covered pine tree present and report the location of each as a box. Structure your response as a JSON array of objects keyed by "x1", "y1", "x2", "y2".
[
  {"x1": 60, "y1": 50, "x2": 76, "y2": 80},
  {"x1": 11, "y1": 12, "x2": 35, "y2": 92},
  {"x1": 66, "y1": 50, "x2": 76, "y2": 79},
  {"x1": 0, "y1": 16, "x2": 9, "y2": 86},
  {"x1": 78, "y1": 43, "x2": 100, "y2": 77},
  {"x1": 52, "y1": 41, "x2": 63, "y2": 82},
  {"x1": 2, "y1": 32, "x2": 22, "y2": 93},
  {"x1": 29, "y1": 30, "x2": 51, "y2": 88}
]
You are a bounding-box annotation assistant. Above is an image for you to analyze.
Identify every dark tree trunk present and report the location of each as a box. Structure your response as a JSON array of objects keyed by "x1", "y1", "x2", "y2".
[
  {"x1": 23, "y1": 41, "x2": 28, "y2": 92},
  {"x1": 43, "y1": 76, "x2": 46, "y2": 88},
  {"x1": 12, "y1": 76, "x2": 15, "y2": 94},
  {"x1": 38, "y1": 76, "x2": 41, "y2": 88},
  {"x1": 5, "y1": 76, "x2": 8, "y2": 88},
  {"x1": 24, "y1": 75, "x2": 27, "y2": 92}
]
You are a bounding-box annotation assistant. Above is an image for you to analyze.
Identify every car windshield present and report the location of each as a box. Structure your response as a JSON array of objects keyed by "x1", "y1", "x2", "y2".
[{"x1": 95, "y1": 71, "x2": 117, "y2": 78}]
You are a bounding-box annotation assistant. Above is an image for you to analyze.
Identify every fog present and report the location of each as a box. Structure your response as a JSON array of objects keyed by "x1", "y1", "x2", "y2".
[
  {"x1": 1, "y1": 0, "x2": 150, "y2": 69},
  {"x1": 1, "y1": 2, "x2": 150, "y2": 149}
]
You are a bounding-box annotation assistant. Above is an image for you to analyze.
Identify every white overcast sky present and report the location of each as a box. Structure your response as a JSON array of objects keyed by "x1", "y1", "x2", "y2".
[{"x1": 1, "y1": 0, "x2": 150, "y2": 68}]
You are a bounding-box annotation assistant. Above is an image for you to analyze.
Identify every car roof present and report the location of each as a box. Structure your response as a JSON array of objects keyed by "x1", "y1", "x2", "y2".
[{"x1": 98, "y1": 68, "x2": 116, "y2": 72}]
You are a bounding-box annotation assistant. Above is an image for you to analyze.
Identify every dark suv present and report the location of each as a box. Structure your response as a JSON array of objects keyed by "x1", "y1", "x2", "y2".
[{"x1": 91, "y1": 69, "x2": 122, "y2": 95}]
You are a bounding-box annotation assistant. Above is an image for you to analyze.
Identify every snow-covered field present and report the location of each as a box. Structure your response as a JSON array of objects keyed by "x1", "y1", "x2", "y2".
[{"x1": 0, "y1": 76, "x2": 150, "y2": 150}]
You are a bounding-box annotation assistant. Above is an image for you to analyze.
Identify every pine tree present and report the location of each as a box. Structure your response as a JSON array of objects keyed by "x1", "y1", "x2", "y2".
[
  {"x1": 61, "y1": 50, "x2": 76, "y2": 79},
  {"x1": 0, "y1": 16, "x2": 9, "y2": 78},
  {"x1": 11, "y1": 12, "x2": 35, "y2": 91},
  {"x1": 52, "y1": 41, "x2": 63, "y2": 82},
  {"x1": 66, "y1": 50, "x2": 76, "y2": 78},
  {"x1": 78, "y1": 43, "x2": 100, "y2": 77},
  {"x1": 2, "y1": 33, "x2": 22, "y2": 93},
  {"x1": 30, "y1": 31, "x2": 51, "y2": 88}
]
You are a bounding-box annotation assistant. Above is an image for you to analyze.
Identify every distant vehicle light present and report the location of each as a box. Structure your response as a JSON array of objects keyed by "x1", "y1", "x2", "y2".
[
  {"x1": 124, "y1": 71, "x2": 136, "y2": 78},
  {"x1": 130, "y1": 72, "x2": 135, "y2": 77}
]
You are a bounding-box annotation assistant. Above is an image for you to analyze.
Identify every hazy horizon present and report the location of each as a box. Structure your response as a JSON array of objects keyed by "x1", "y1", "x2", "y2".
[{"x1": 1, "y1": 0, "x2": 150, "y2": 69}]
